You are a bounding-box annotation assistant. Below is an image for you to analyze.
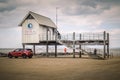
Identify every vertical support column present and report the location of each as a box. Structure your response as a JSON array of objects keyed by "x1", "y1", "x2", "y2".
[
  {"x1": 79, "y1": 34, "x2": 82, "y2": 58},
  {"x1": 55, "y1": 29, "x2": 57, "y2": 57},
  {"x1": 73, "y1": 32, "x2": 75, "y2": 58},
  {"x1": 46, "y1": 44, "x2": 49, "y2": 57},
  {"x1": 22, "y1": 43, "x2": 25, "y2": 50},
  {"x1": 46, "y1": 27, "x2": 49, "y2": 57},
  {"x1": 55, "y1": 42, "x2": 57, "y2": 57},
  {"x1": 33, "y1": 45, "x2": 36, "y2": 55},
  {"x1": 103, "y1": 31, "x2": 106, "y2": 59},
  {"x1": 107, "y1": 33, "x2": 109, "y2": 58}
]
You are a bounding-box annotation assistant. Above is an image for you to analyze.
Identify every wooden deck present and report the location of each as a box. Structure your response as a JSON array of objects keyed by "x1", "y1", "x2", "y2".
[
  {"x1": 60, "y1": 39, "x2": 108, "y2": 45},
  {"x1": 22, "y1": 31, "x2": 110, "y2": 59}
]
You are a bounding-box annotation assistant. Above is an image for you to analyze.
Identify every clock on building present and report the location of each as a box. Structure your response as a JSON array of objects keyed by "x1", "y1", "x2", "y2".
[{"x1": 28, "y1": 23, "x2": 33, "y2": 29}]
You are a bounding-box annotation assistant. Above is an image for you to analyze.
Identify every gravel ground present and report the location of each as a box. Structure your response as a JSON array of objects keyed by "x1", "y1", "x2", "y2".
[{"x1": 0, "y1": 57, "x2": 120, "y2": 80}]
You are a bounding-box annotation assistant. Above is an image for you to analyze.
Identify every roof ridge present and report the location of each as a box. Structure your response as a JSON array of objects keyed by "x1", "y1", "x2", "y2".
[{"x1": 29, "y1": 11, "x2": 51, "y2": 20}]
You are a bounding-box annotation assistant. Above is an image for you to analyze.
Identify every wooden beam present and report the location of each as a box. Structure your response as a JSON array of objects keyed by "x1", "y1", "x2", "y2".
[
  {"x1": 55, "y1": 42, "x2": 57, "y2": 57},
  {"x1": 103, "y1": 31, "x2": 106, "y2": 59},
  {"x1": 22, "y1": 43, "x2": 25, "y2": 50},
  {"x1": 79, "y1": 34, "x2": 82, "y2": 58},
  {"x1": 55, "y1": 29, "x2": 57, "y2": 57},
  {"x1": 46, "y1": 27, "x2": 49, "y2": 57},
  {"x1": 73, "y1": 32, "x2": 75, "y2": 58},
  {"x1": 33, "y1": 45, "x2": 36, "y2": 55},
  {"x1": 107, "y1": 33, "x2": 109, "y2": 58}
]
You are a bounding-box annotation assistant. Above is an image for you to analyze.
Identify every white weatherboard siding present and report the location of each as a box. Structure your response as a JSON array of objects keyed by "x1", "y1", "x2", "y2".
[
  {"x1": 39, "y1": 26, "x2": 47, "y2": 41},
  {"x1": 20, "y1": 11, "x2": 57, "y2": 43},
  {"x1": 22, "y1": 19, "x2": 56, "y2": 43},
  {"x1": 39, "y1": 26, "x2": 55, "y2": 41},
  {"x1": 48, "y1": 28, "x2": 52, "y2": 40},
  {"x1": 22, "y1": 19, "x2": 39, "y2": 43},
  {"x1": 49, "y1": 28, "x2": 55, "y2": 40}
]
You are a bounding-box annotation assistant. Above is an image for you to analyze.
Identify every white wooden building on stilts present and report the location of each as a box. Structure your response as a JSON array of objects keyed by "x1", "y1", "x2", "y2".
[{"x1": 19, "y1": 11, "x2": 60, "y2": 57}]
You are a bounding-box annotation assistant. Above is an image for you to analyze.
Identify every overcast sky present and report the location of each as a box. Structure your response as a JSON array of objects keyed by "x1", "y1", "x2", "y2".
[{"x1": 0, "y1": 0, "x2": 120, "y2": 48}]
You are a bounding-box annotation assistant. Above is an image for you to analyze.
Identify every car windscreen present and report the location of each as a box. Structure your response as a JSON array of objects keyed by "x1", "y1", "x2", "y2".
[{"x1": 26, "y1": 49, "x2": 32, "y2": 52}]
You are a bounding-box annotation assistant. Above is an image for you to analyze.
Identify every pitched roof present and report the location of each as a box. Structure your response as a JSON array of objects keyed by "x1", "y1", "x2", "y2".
[{"x1": 19, "y1": 11, "x2": 57, "y2": 28}]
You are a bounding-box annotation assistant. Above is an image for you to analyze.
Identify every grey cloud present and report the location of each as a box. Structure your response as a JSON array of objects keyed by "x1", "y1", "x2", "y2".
[
  {"x1": 0, "y1": 6, "x2": 16, "y2": 12},
  {"x1": 78, "y1": 0, "x2": 97, "y2": 7},
  {"x1": 77, "y1": 0, "x2": 97, "y2": 8},
  {"x1": 62, "y1": 5, "x2": 110, "y2": 16},
  {"x1": 59, "y1": 0, "x2": 117, "y2": 16},
  {"x1": 0, "y1": 0, "x2": 50, "y2": 12},
  {"x1": 0, "y1": 0, "x2": 16, "y2": 12},
  {"x1": 100, "y1": 0, "x2": 120, "y2": 4},
  {"x1": 0, "y1": 0, "x2": 8, "y2": 3},
  {"x1": 0, "y1": 0, "x2": 35, "y2": 12}
]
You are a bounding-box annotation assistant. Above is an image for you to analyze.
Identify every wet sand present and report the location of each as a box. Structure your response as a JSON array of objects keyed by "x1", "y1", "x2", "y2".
[{"x1": 0, "y1": 57, "x2": 120, "y2": 80}]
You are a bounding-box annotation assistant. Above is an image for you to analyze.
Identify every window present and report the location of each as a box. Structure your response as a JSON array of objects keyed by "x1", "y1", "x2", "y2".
[{"x1": 53, "y1": 28, "x2": 55, "y2": 35}]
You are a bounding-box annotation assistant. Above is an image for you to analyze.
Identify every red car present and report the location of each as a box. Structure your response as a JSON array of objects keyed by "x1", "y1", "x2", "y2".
[{"x1": 8, "y1": 48, "x2": 33, "y2": 58}]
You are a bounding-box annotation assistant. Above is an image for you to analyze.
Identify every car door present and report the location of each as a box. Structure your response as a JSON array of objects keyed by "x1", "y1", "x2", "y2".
[
  {"x1": 17, "y1": 49, "x2": 23, "y2": 56},
  {"x1": 12, "y1": 49, "x2": 19, "y2": 56}
]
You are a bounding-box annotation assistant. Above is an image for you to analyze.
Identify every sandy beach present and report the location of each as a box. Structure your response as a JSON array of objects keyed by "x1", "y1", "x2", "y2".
[{"x1": 0, "y1": 57, "x2": 120, "y2": 80}]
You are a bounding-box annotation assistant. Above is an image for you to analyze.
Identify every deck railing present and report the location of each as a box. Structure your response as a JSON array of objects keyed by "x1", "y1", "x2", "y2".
[{"x1": 60, "y1": 32, "x2": 106, "y2": 41}]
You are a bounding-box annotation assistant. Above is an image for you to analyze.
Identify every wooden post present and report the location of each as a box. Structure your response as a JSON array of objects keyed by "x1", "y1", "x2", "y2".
[
  {"x1": 103, "y1": 31, "x2": 106, "y2": 59},
  {"x1": 55, "y1": 29, "x2": 57, "y2": 57},
  {"x1": 107, "y1": 33, "x2": 109, "y2": 58},
  {"x1": 73, "y1": 32, "x2": 75, "y2": 58},
  {"x1": 22, "y1": 43, "x2": 25, "y2": 50},
  {"x1": 55, "y1": 42, "x2": 57, "y2": 57},
  {"x1": 79, "y1": 34, "x2": 82, "y2": 58},
  {"x1": 46, "y1": 44, "x2": 49, "y2": 57},
  {"x1": 46, "y1": 27, "x2": 49, "y2": 57},
  {"x1": 33, "y1": 45, "x2": 35, "y2": 55}
]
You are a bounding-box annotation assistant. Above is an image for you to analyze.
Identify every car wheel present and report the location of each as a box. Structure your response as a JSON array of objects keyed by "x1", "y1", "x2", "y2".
[
  {"x1": 15, "y1": 56, "x2": 18, "y2": 58},
  {"x1": 28, "y1": 55, "x2": 32, "y2": 58},
  {"x1": 22, "y1": 54, "x2": 27, "y2": 59},
  {"x1": 8, "y1": 54, "x2": 13, "y2": 58}
]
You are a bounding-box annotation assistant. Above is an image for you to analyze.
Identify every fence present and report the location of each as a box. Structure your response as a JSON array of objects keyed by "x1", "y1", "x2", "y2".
[
  {"x1": 0, "y1": 48, "x2": 15, "y2": 54},
  {"x1": 60, "y1": 32, "x2": 105, "y2": 41}
]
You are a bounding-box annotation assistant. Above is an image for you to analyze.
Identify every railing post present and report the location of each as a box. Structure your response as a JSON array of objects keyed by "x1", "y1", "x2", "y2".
[
  {"x1": 73, "y1": 32, "x2": 75, "y2": 58},
  {"x1": 79, "y1": 33, "x2": 82, "y2": 58},
  {"x1": 55, "y1": 29, "x2": 57, "y2": 57},
  {"x1": 22, "y1": 43, "x2": 25, "y2": 50},
  {"x1": 46, "y1": 27, "x2": 49, "y2": 57},
  {"x1": 103, "y1": 31, "x2": 106, "y2": 59},
  {"x1": 33, "y1": 45, "x2": 36, "y2": 55},
  {"x1": 107, "y1": 33, "x2": 109, "y2": 58}
]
